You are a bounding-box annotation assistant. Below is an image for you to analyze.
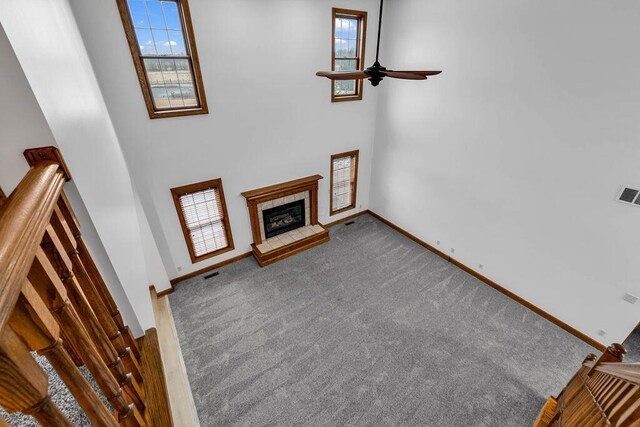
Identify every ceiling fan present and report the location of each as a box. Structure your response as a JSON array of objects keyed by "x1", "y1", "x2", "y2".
[{"x1": 316, "y1": 0, "x2": 441, "y2": 87}]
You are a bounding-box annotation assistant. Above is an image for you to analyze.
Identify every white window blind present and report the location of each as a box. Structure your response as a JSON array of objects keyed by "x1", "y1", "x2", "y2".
[
  {"x1": 332, "y1": 154, "x2": 356, "y2": 211},
  {"x1": 179, "y1": 186, "x2": 228, "y2": 257}
]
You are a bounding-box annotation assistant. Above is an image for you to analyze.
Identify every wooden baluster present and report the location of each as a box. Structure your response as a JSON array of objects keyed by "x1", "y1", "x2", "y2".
[
  {"x1": 28, "y1": 247, "x2": 145, "y2": 426},
  {"x1": 60, "y1": 327, "x2": 85, "y2": 366},
  {"x1": 58, "y1": 192, "x2": 142, "y2": 360},
  {"x1": 0, "y1": 327, "x2": 73, "y2": 426},
  {"x1": 608, "y1": 384, "x2": 639, "y2": 424},
  {"x1": 40, "y1": 226, "x2": 146, "y2": 413},
  {"x1": 81, "y1": 235, "x2": 142, "y2": 360},
  {"x1": 10, "y1": 280, "x2": 117, "y2": 427},
  {"x1": 610, "y1": 386, "x2": 640, "y2": 425},
  {"x1": 600, "y1": 381, "x2": 628, "y2": 411},
  {"x1": 49, "y1": 205, "x2": 144, "y2": 383}
]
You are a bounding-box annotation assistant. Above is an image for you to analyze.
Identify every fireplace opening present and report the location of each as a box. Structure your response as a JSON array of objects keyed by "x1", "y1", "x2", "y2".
[{"x1": 263, "y1": 199, "x2": 305, "y2": 239}]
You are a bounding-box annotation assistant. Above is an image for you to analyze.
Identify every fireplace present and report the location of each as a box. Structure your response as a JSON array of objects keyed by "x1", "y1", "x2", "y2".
[
  {"x1": 242, "y1": 175, "x2": 330, "y2": 267},
  {"x1": 263, "y1": 199, "x2": 305, "y2": 239}
]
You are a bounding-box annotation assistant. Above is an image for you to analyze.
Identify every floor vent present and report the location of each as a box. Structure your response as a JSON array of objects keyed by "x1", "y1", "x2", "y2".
[
  {"x1": 204, "y1": 272, "x2": 219, "y2": 280},
  {"x1": 345, "y1": 221, "x2": 355, "y2": 226},
  {"x1": 617, "y1": 186, "x2": 640, "y2": 207}
]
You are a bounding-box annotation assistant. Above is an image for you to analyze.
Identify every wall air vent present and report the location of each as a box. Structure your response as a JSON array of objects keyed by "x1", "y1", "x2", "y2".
[{"x1": 616, "y1": 186, "x2": 640, "y2": 207}]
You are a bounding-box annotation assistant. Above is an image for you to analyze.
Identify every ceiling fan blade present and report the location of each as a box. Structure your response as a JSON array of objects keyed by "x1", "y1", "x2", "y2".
[
  {"x1": 315, "y1": 71, "x2": 370, "y2": 80},
  {"x1": 397, "y1": 70, "x2": 443, "y2": 76},
  {"x1": 381, "y1": 71, "x2": 428, "y2": 80}
]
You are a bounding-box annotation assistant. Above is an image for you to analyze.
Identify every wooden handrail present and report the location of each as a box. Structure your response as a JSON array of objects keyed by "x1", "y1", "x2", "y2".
[
  {"x1": 590, "y1": 362, "x2": 640, "y2": 385},
  {"x1": 0, "y1": 161, "x2": 65, "y2": 333},
  {"x1": 0, "y1": 147, "x2": 151, "y2": 425},
  {"x1": 533, "y1": 343, "x2": 640, "y2": 426}
]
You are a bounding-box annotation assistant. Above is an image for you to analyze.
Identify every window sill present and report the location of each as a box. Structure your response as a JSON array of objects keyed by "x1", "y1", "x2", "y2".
[
  {"x1": 189, "y1": 244, "x2": 235, "y2": 264},
  {"x1": 331, "y1": 94, "x2": 363, "y2": 103},
  {"x1": 148, "y1": 106, "x2": 209, "y2": 120},
  {"x1": 330, "y1": 205, "x2": 357, "y2": 216}
]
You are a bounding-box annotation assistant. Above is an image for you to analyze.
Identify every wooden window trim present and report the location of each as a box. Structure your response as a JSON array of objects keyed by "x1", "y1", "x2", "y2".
[
  {"x1": 116, "y1": 0, "x2": 209, "y2": 119},
  {"x1": 171, "y1": 178, "x2": 234, "y2": 264},
  {"x1": 330, "y1": 150, "x2": 359, "y2": 216},
  {"x1": 331, "y1": 8, "x2": 367, "y2": 103}
]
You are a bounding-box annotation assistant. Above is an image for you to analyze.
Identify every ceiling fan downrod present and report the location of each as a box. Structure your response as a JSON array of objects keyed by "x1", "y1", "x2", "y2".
[
  {"x1": 364, "y1": 0, "x2": 386, "y2": 86},
  {"x1": 375, "y1": 0, "x2": 384, "y2": 64}
]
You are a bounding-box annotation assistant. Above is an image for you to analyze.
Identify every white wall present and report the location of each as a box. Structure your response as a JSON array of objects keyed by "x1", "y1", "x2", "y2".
[
  {"x1": 0, "y1": 25, "x2": 143, "y2": 336},
  {"x1": 370, "y1": 0, "x2": 640, "y2": 344},
  {"x1": 68, "y1": 0, "x2": 380, "y2": 279},
  {"x1": 0, "y1": 0, "x2": 166, "y2": 333},
  {"x1": 134, "y1": 187, "x2": 172, "y2": 292},
  {"x1": 64, "y1": 184, "x2": 144, "y2": 337},
  {"x1": 8, "y1": 0, "x2": 633, "y2": 344}
]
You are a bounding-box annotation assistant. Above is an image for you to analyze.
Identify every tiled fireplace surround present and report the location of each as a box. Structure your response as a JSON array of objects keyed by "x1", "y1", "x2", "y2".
[
  {"x1": 241, "y1": 175, "x2": 330, "y2": 266},
  {"x1": 257, "y1": 191, "x2": 311, "y2": 241}
]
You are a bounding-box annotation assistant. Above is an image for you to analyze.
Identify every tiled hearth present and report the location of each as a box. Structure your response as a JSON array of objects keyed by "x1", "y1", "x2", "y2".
[
  {"x1": 242, "y1": 175, "x2": 330, "y2": 266},
  {"x1": 256, "y1": 224, "x2": 326, "y2": 253}
]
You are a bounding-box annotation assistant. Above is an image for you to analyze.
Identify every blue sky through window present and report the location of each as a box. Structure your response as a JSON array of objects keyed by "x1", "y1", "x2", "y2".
[
  {"x1": 333, "y1": 15, "x2": 361, "y2": 97},
  {"x1": 335, "y1": 17, "x2": 358, "y2": 59},
  {"x1": 128, "y1": 0, "x2": 186, "y2": 56}
]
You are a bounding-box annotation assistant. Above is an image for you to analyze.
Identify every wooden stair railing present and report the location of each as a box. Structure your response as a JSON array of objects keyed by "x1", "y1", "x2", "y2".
[
  {"x1": 533, "y1": 343, "x2": 640, "y2": 426},
  {"x1": 0, "y1": 147, "x2": 152, "y2": 426}
]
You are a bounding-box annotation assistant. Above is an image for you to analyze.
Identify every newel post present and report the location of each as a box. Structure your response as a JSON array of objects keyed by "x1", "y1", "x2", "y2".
[{"x1": 586, "y1": 343, "x2": 626, "y2": 377}]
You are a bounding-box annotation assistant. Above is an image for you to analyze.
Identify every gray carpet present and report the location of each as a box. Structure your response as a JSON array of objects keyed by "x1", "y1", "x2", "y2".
[
  {"x1": 0, "y1": 353, "x2": 102, "y2": 426},
  {"x1": 623, "y1": 327, "x2": 640, "y2": 362},
  {"x1": 169, "y1": 214, "x2": 595, "y2": 426}
]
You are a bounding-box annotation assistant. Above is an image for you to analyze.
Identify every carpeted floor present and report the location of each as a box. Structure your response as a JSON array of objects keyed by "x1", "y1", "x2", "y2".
[
  {"x1": 169, "y1": 214, "x2": 595, "y2": 426},
  {"x1": 0, "y1": 353, "x2": 102, "y2": 426},
  {"x1": 624, "y1": 327, "x2": 640, "y2": 362}
]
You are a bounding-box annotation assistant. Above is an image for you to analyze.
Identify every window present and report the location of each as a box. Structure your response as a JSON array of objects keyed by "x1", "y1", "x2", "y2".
[
  {"x1": 117, "y1": 0, "x2": 208, "y2": 118},
  {"x1": 171, "y1": 179, "x2": 234, "y2": 263},
  {"x1": 332, "y1": 9, "x2": 367, "y2": 102},
  {"x1": 330, "y1": 150, "x2": 359, "y2": 215}
]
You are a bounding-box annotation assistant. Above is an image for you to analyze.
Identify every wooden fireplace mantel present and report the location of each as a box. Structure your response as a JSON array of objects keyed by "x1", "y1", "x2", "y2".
[
  {"x1": 241, "y1": 174, "x2": 329, "y2": 266},
  {"x1": 241, "y1": 175, "x2": 323, "y2": 202}
]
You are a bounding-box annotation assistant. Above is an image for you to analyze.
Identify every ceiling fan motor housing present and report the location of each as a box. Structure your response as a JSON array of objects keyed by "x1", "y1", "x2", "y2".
[{"x1": 365, "y1": 61, "x2": 387, "y2": 86}]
